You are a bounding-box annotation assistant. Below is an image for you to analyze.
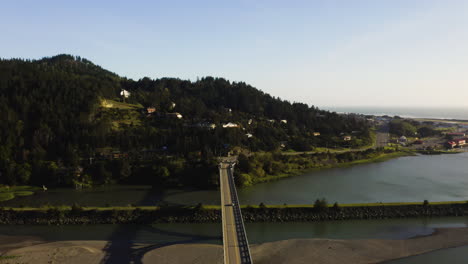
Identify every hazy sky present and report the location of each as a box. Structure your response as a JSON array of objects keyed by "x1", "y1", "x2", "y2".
[{"x1": 2, "y1": 0, "x2": 468, "y2": 108}]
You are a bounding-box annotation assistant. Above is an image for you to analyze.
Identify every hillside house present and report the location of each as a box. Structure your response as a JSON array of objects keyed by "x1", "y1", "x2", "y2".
[
  {"x1": 223, "y1": 122, "x2": 239, "y2": 128},
  {"x1": 447, "y1": 141, "x2": 457, "y2": 148},
  {"x1": 146, "y1": 107, "x2": 156, "y2": 114},
  {"x1": 166, "y1": 112, "x2": 183, "y2": 119},
  {"x1": 399, "y1": 136, "x2": 408, "y2": 143},
  {"x1": 454, "y1": 139, "x2": 466, "y2": 146},
  {"x1": 343, "y1": 136, "x2": 352, "y2": 141},
  {"x1": 120, "y1": 89, "x2": 131, "y2": 98},
  {"x1": 312, "y1": 132, "x2": 320, "y2": 136}
]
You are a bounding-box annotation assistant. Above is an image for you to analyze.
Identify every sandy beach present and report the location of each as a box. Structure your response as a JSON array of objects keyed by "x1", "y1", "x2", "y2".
[{"x1": 1, "y1": 227, "x2": 468, "y2": 264}]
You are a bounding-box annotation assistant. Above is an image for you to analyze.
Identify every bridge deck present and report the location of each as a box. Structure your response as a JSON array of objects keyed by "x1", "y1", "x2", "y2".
[{"x1": 220, "y1": 162, "x2": 252, "y2": 264}]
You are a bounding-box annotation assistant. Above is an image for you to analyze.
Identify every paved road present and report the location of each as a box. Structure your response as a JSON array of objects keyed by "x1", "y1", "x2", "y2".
[{"x1": 219, "y1": 161, "x2": 252, "y2": 264}]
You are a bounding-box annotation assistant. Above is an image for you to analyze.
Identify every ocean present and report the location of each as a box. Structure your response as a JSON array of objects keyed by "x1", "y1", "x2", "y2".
[{"x1": 320, "y1": 106, "x2": 468, "y2": 120}]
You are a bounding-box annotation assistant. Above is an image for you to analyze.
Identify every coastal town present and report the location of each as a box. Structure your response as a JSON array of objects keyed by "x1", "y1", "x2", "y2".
[{"x1": 368, "y1": 115, "x2": 468, "y2": 152}]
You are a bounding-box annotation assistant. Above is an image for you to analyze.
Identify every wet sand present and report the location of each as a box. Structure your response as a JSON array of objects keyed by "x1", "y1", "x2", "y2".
[{"x1": 1, "y1": 227, "x2": 468, "y2": 264}]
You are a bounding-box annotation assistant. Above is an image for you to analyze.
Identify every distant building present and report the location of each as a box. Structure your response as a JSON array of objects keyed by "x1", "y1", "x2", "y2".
[
  {"x1": 246, "y1": 133, "x2": 253, "y2": 138},
  {"x1": 120, "y1": 89, "x2": 131, "y2": 98},
  {"x1": 147, "y1": 107, "x2": 156, "y2": 114},
  {"x1": 343, "y1": 136, "x2": 352, "y2": 141},
  {"x1": 166, "y1": 112, "x2": 183, "y2": 119},
  {"x1": 447, "y1": 141, "x2": 457, "y2": 148},
  {"x1": 399, "y1": 136, "x2": 408, "y2": 143},
  {"x1": 223, "y1": 122, "x2": 239, "y2": 128},
  {"x1": 312, "y1": 132, "x2": 320, "y2": 136},
  {"x1": 111, "y1": 151, "x2": 128, "y2": 159},
  {"x1": 280, "y1": 120, "x2": 288, "y2": 124},
  {"x1": 454, "y1": 139, "x2": 466, "y2": 146}
]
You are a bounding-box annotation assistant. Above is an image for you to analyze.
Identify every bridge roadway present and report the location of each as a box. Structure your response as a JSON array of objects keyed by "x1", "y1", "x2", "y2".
[{"x1": 219, "y1": 161, "x2": 253, "y2": 264}]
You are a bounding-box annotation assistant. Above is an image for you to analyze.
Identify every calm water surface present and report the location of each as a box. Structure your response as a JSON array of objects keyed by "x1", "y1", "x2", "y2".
[
  {"x1": 0, "y1": 217, "x2": 466, "y2": 245},
  {"x1": 166, "y1": 153, "x2": 468, "y2": 205},
  {"x1": 2, "y1": 153, "x2": 468, "y2": 207}
]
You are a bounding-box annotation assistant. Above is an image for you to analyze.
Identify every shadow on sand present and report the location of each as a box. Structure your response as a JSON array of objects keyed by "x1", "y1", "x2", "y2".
[{"x1": 99, "y1": 188, "x2": 221, "y2": 264}]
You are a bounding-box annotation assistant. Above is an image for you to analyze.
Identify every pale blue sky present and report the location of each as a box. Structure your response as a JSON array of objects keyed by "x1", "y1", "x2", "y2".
[{"x1": 1, "y1": 0, "x2": 467, "y2": 107}]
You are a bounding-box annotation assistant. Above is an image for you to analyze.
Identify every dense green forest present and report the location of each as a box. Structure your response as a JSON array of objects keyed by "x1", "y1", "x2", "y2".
[{"x1": 0, "y1": 55, "x2": 371, "y2": 188}]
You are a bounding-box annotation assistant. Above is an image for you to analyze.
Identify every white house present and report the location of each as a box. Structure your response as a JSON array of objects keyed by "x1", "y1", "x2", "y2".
[
  {"x1": 223, "y1": 122, "x2": 239, "y2": 128},
  {"x1": 120, "y1": 89, "x2": 131, "y2": 98},
  {"x1": 167, "y1": 112, "x2": 183, "y2": 119}
]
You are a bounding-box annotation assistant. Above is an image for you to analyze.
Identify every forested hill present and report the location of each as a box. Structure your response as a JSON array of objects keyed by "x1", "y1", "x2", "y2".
[{"x1": 0, "y1": 55, "x2": 371, "y2": 188}]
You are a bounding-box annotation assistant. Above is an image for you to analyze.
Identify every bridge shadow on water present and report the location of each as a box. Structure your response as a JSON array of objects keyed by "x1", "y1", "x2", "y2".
[{"x1": 98, "y1": 187, "x2": 221, "y2": 264}]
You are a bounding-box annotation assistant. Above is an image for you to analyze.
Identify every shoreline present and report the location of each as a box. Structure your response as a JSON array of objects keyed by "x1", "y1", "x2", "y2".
[
  {"x1": 1, "y1": 227, "x2": 468, "y2": 264},
  {"x1": 249, "y1": 151, "x2": 413, "y2": 185}
]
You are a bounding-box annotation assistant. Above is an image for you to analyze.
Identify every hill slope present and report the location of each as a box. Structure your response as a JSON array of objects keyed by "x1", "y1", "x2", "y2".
[{"x1": 0, "y1": 55, "x2": 371, "y2": 188}]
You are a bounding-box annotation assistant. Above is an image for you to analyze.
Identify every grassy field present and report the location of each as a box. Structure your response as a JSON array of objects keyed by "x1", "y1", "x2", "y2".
[
  {"x1": 100, "y1": 99, "x2": 143, "y2": 110},
  {"x1": 0, "y1": 186, "x2": 40, "y2": 202},
  {"x1": 99, "y1": 99, "x2": 144, "y2": 129}
]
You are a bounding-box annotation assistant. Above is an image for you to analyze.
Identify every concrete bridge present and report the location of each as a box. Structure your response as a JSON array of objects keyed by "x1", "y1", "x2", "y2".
[{"x1": 219, "y1": 160, "x2": 253, "y2": 264}]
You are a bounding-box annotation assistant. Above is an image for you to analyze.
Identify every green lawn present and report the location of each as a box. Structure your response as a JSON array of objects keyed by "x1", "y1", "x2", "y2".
[
  {"x1": 101, "y1": 99, "x2": 143, "y2": 110},
  {"x1": 0, "y1": 186, "x2": 40, "y2": 202}
]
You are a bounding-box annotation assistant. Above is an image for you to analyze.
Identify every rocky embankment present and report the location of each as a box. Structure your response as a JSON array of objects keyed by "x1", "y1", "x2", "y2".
[{"x1": 0, "y1": 203, "x2": 467, "y2": 225}]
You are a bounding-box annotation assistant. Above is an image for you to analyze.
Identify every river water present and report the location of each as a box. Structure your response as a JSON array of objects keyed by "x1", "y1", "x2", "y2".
[
  {"x1": 0, "y1": 217, "x2": 467, "y2": 262},
  {"x1": 0, "y1": 217, "x2": 466, "y2": 245},
  {"x1": 2, "y1": 153, "x2": 468, "y2": 207},
  {"x1": 2, "y1": 153, "x2": 468, "y2": 262}
]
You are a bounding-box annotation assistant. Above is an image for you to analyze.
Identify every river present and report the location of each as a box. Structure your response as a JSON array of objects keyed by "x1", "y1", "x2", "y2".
[
  {"x1": 0, "y1": 217, "x2": 466, "y2": 245},
  {"x1": 2, "y1": 153, "x2": 468, "y2": 207},
  {"x1": 0, "y1": 217, "x2": 467, "y2": 262},
  {"x1": 2, "y1": 153, "x2": 468, "y2": 262}
]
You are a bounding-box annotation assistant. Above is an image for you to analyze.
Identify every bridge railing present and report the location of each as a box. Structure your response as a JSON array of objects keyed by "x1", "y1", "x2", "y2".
[{"x1": 227, "y1": 164, "x2": 253, "y2": 264}]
